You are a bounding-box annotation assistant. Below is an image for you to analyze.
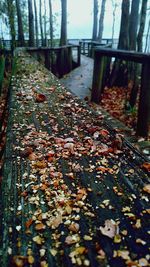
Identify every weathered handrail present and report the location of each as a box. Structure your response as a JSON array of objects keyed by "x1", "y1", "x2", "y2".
[
  {"x1": 26, "y1": 45, "x2": 81, "y2": 78},
  {"x1": 91, "y1": 47, "x2": 150, "y2": 137}
]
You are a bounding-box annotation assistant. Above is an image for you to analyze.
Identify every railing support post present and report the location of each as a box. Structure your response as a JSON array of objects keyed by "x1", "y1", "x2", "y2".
[
  {"x1": 91, "y1": 50, "x2": 105, "y2": 103},
  {"x1": 77, "y1": 45, "x2": 81, "y2": 66},
  {"x1": 137, "y1": 61, "x2": 150, "y2": 137}
]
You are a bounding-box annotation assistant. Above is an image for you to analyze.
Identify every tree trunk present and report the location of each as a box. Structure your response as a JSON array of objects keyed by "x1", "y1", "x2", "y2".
[
  {"x1": 97, "y1": 0, "x2": 107, "y2": 43},
  {"x1": 108, "y1": 0, "x2": 130, "y2": 87},
  {"x1": 49, "y1": 0, "x2": 53, "y2": 47},
  {"x1": 137, "y1": 0, "x2": 148, "y2": 52},
  {"x1": 16, "y1": 0, "x2": 25, "y2": 46},
  {"x1": 28, "y1": 0, "x2": 34, "y2": 47},
  {"x1": 111, "y1": 1, "x2": 118, "y2": 47},
  {"x1": 60, "y1": 0, "x2": 67, "y2": 46},
  {"x1": 44, "y1": 0, "x2": 47, "y2": 46},
  {"x1": 118, "y1": 0, "x2": 130, "y2": 50},
  {"x1": 34, "y1": 0, "x2": 39, "y2": 47},
  {"x1": 6, "y1": 0, "x2": 16, "y2": 51},
  {"x1": 92, "y1": 0, "x2": 98, "y2": 41},
  {"x1": 39, "y1": 0, "x2": 44, "y2": 46},
  {"x1": 129, "y1": 0, "x2": 140, "y2": 51},
  {"x1": 145, "y1": 18, "x2": 150, "y2": 52}
]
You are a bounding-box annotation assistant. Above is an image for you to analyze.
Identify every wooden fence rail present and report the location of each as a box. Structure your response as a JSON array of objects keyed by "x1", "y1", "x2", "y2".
[
  {"x1": 27, "y1": 45, "x2": 81, "y2": 78},
  {"x1": 91, "y1": 47, "x2": 150, "y2": 137}
]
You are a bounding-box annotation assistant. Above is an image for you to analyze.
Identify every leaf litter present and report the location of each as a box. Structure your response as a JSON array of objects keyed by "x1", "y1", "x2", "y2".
[{"x1": 2, "y1": 52, "x2": 150, "y2": 267}]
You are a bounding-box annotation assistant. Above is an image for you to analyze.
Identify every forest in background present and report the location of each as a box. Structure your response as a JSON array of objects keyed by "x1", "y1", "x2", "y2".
[{"x1": 0, "y1": 0, "x2": 150, "y2": 52}]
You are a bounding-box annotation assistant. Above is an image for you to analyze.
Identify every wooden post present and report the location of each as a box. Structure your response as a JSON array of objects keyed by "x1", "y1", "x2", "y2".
[
  {"x1": 77, "y1": 45, "x2": 81, "y2": 66},
  {"x1": 137, "y1": 60, "x2": 150, "y2": 137},
  {"x1": 83, "y1": 42, "x2": 85, "y2": 55},
  {"x1": 91, "y1": 50, "x2": 105, "y2": 103},
  {"x1": 67, "y1": 46, "x2": 72, "y2": 73},
  {"x1": 44, "y1": 50, "x2": 51, "y2": 70}
]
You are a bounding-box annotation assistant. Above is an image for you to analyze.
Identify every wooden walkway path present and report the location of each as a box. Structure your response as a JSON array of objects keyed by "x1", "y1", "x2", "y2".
[
  {"x1": 61, "y1": 55, "x2": 93, "y2": 100},
  {"x1": 0, "y1": 52, "x2": 150, "y2": 267}
]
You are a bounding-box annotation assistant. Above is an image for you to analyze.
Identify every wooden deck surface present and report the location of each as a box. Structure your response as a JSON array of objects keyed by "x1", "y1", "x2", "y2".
[{"x1": 0, "y1": 52, "x2": 150, "y2": 267}]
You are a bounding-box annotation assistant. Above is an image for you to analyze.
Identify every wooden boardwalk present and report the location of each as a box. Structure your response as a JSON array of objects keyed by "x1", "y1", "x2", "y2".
[
  {"x1": 0, "y1": 52, "x2": 150, "y2": 267},
  {"x1": 61, "y1": 55, "x2": 93, "y2": 100}
]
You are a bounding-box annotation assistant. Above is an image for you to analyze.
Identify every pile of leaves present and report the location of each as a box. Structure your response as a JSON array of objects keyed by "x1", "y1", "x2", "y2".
[{"x1": 100, "y1": 86, "x2": 138, "y2": 132}]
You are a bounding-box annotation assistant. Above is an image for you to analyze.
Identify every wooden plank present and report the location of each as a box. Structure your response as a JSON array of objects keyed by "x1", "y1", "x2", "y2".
[{"x1": 1, "y1": 51, "x2": 149, "y2": 267}]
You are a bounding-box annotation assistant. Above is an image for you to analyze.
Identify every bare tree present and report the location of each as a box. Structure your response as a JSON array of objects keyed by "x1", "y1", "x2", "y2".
[
  {"x1": 118, "y1": 0, "x2": 130, "y2": 50},
  {"x1": 39, "y1": 0, "x2": 44, "y2": 46},
  {"x1": 145, "y1": 18, "x2": 150, "y2": 52},
  {"x1": 6, "y1": 0, "x2": 16, "y2": 50},
  {"x1": 34, "y1": 0, "x2": 38, "y2": 46},
  {"x1": 16, "y1": 0, "x2": 25, "y2": 46},
  {"x1": 111, "y1": 0, "x2": 118, "y2": 47},
  {"x1": 92, "y1": 0, "x2": 98, "y2": 41},
  {"x1": 97, "y1": 0, "x2": 107, "y2": 43},
  {"x1": 49, "y1": 0, "x2": 53, "y2": 47},
  {"x1": 44, "y1": 0, "x2": 47, "y2": 46},
  {"x1": 137, "y1": 0, "x2": 148, "y2": 52},
  {"x1": 60, "y1": 0, "x2": 67, "y2": 46},
  {"x1": 129, "y1": 0, "x2": 140, "y2": 51},
  {"x1": 28, "y1": 0, "x2": 34, "y2": 46}
]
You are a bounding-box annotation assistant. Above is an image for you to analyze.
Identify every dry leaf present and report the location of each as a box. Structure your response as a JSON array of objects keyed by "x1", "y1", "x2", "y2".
[
  {"x1": 28, "y1": 255, "x2": 34, "y2": 264},
  {"x1": 99, "y1": 219, "x2": 119, "y2": 239},
  {"x1": 25, "y1": 218, "x2": 33, "y2": 229},
  {"x1": 68, "y1": 223, "x2": 79, "y2": 233},
  {"x1": 35, "y1": 93, "x2": 46, "y2": 103},
  {"x1": 35, "y1": 223, "x2": 46, "y2": 231},
  {"x1": 65, "y1": 234, "x2": 80, "y2": 245},
  {"x1": 143, "y1": 184, "x2": 150, "y2": 194},
  {"x1": 12, "y1": 256, "x2": 27, "y2": 267},
  {"x1": 142, "y1": 162, "x2": 150, "y2": 172},
  {"x1": 33, "y1": 235, "x2": 43, "y2": 245}
]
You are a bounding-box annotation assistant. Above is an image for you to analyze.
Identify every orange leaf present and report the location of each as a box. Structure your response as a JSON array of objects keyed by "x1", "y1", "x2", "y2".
[
  {"x1": 142, "y1": 162, "x2": 150, "y2": 172},
  {"x1": 99, "y1": 129, "x2": 109, "y2": 136},
  {"x1": 35, "y1": 223, "x2": 46, "y2": 231},
  {"x1": 25, "y1": 218, "x2": 33, "y2": 229}
]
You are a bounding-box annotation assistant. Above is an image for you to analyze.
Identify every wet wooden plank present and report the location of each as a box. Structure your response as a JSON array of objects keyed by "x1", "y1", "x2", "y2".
[{"x1": 0, "y1": 52, "x2": 150, "y2": 267}]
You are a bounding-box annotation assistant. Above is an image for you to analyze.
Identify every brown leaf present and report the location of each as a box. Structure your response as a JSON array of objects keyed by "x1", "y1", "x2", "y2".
[
  {"x1": 12, "y1": 256, "x2": 27, "y2": 267},
  {"x1": 35, "y1": 93, "x2": 47, "y2": 103},
  {"x1": 143, "y1": 184, "x2": 150, "y2": 194},
  {"x1": 68, "y1": 223, "x2": 79, "y2": 233},
  {"x1": 35, "y1": 223, "x2": 46, "y2": 231},
  {"x1": 142, "y1": 162, "x2": 150, "y2": 172},
  {"x1": 20, "y1": 147, "x2": 33, "y2": 158}
]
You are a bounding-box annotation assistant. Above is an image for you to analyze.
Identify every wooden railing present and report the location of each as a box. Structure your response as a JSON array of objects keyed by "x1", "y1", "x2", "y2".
[
  {"x1": 91, "y1": 47, "x2": 150, "y2": 137},
  {"x1": 0, "y1": 49, "x2": 12, "y2": 163},
  {"x1": 27, "y1": 44, "x2": 81, "y2": 78},
  {"x1": 78, "y1": 39, "x2": 115, "y2": 57}
]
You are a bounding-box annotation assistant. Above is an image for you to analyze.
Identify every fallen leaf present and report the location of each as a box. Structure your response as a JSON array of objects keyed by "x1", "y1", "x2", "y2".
[
  {"x1": 143, "y1": 184, "x2": 150, "y2": 194},
  {"x1": 142, "y1": 162, "x2": 150, "y2": 172},
  {"x1": 68, "y1": 223, "x2": 79, "y2": 233},
  {"x1": 25, "y1": 218, "x2": 33, "y2": 229},
  {"x1": 99, "y1": 219, "x2": 119, "y2": 239},
  {"x1": 35, "y1": 93, "x2": 47, "y2": 103},
  {"x1": 65, "y1": 234, "x2": 80, "y2": 245},
  {"x1": 12, "y1": 256, "x2": 27, "y2": 267},
  {"x1": 33, "y1": 235, "x2": 43, "y2": 245},
  {"x1": 35, "y1": 223, "x2": 46, "y2": 231}
]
